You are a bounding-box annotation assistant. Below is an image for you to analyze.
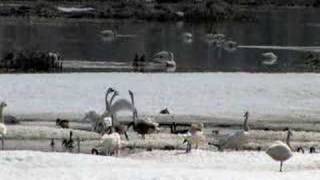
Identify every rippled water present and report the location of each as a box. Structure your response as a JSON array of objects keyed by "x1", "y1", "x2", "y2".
[{"x1": 1, "y1": 9, "x2": 320, "y2": 72}]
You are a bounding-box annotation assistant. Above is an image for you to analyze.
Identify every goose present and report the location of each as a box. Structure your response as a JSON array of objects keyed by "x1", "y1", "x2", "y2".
[
  {"x1": 296, "y1": 146, "x2": 305, "y2": 153},
  {"x1": 128, "y1": 90, "x2": 159, "y2": 139},
  {"x1": 62, "y1": 131, "x2": 74, "y2": 152},
  {"x1": 50, "y1": 138, "x2": 55, "y2": 151},
  {"x1": 0, "y1": 102, "x2": 7, "y2": 150},
  {"x1": 266, "y1": 129, "x2": 293, "y2": 172},
  {"x1": 210, "y1": 111, "x2": 250, "y2": 151},
  {"x1": 262, "y1": 52, "x2": 277, "y2": 65},
  {"x1": 310, "y1": 146, "x2": 316, "y2": 153},
  {"x1": 170, "y1": 122, "x2": 189, "y2": 134},
  {"x1": 3, "y1": 115, "x2": 19, "y2": 124},
  {"x1": 160, "y1": 107, "x2": 170, "y2": 114},
  {"x1": 56, "y1": 118, "x2": 69, "y2": 128}
]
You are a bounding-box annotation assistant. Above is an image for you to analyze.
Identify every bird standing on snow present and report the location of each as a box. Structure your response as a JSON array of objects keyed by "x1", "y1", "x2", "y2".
[
  {"x1": 183, "y1": 123, "x2": 206, "y2": 153},
  {"x1": 266, "y1": 128, "x2": 293, "y2": 172},
  {"x1": 0, "y1": 102, "x2": 7, "y2": 150},
  {"x1": 209, "y1": 111, "x2": 250, "y2": 151},
  {"x1": 128, "y1": 90, "x2": 159, "y2": 139}
]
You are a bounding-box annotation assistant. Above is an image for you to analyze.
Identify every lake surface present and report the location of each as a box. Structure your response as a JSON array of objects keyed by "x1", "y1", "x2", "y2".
[{"x1": 1, "y1": 9, "x2": 320, "y2": 72}]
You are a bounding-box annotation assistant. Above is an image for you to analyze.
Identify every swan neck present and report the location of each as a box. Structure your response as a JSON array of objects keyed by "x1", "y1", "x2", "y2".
[
  {"x1": 105, "y1": 91, "x2": 111, "y2": 111},
  {"x1": 243, "y1": 116, "x2": 249, "y2": 131},
  {"x1": 0, "y1": 106, "x2": 4, "y2": 123},
  {"x1": 109, "y1": 93, "x2": 118, "y2": 111},
  {"x1": 130, "y1": 93, "x2": 135, "y2": 107},
  {"x1": 286, "y1": 131, "x2": 292, "y2": 149}
]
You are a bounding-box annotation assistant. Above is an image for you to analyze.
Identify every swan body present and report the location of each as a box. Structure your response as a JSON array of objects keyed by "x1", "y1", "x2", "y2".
[
  {"x1": 219, "y1": 130, "x2": 249, "y2": 150},
  {"x1": 266, "y1": 141, "x2": 292, "y2": 161},
  {"x1": 183, "y1": 123, "x2": 206, "y2": 152},
  {"x1": 182, "y1": 32, "x2": 192, "y2": 39},
  {"x1": 101, "y1": 30, "x2": 116, "y2": 37},
  {"x1": 100, "y1": 30, "x2": 117, "y2": 42},
  {"x1": 182, "y1": 32, "x2": 193, "y2": 43},
  {"x1": 184, "y1": 131, "x2": 206, "y2": 150},
  {"x1": 99, "y1": 132, "x2": 121, "y2": 156},
  {"x1": 151, "y1": 51, "x2": 176, "y2": 68},
  {"x1": 266, "y1": 129, "x2": 293, "y2": 172},
  {"x1": 175, "y1": 11, "x2": 184, "y2": 18},
  {"x1": 0, "y1": 123, "x2": 7, "y2": 136},
  {"x1": 223, "y1": 40, "x2": 238, "y2": 52},
  {"x1": 214, "y1": 111, "x2": 250, "y2": 151}
]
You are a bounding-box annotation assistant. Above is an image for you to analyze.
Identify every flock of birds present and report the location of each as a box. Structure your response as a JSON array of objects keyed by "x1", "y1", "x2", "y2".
[
  {"x1": 99, "y1": 29, "x2": 280, "y2": 72},
  {"x1": 0, "y1": 91, "x2": 317, "y2": 172}
]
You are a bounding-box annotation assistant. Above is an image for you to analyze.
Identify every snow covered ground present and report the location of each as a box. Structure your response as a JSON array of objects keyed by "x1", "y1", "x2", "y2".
[
  {"x1": 1, "y1": 73, "x2": 320, "y2": 122},
  {"x1": 1, "y1": 150, "x2": 319, "y2": 180}
]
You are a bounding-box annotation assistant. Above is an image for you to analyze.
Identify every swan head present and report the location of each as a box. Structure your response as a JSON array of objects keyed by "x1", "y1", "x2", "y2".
[
  {"x1": 128, "y1": 90, "x2": 133, "y2": 97},
  {"x1": 0, "y1": 102, "x2": 7, "y2": 108},
  {"x1": 106, "y1": 87, "x2": 116, "y2": 94},
  {"x1": 287, "y1": 128, "x2": 293, "y2": 137}
]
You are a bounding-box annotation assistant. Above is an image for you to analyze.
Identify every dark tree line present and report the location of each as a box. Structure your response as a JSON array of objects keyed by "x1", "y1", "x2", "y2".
[{"x1": 0, "y1": 50, "x2": 63, "y2": 73}]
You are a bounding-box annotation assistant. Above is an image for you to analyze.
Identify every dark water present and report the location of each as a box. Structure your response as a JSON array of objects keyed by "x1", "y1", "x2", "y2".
[{"x1": 1, "y1": 9, "x2": 320, "y2": 72}]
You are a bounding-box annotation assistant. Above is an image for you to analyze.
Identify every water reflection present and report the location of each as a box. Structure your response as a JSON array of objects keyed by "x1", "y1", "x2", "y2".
[{"x1": 0, "y1": 9, "x2": 320, "y2": 72}]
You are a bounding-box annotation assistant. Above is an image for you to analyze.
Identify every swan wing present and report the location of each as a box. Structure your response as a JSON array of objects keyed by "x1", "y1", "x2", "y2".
[
  {"x1": 151, "y1": 51, "x2": 172, "y2": 63},
  {"x1": 266, "y1": 141, "x2": 292, "y2": 161},
  {"x1": 220, "y1": 131, "x2": 248, "y2": 148},
  {"x1": 0, "y1": 123, "x2": 7, "y2": 135},
  {"x1": 110, "y1": 99, "x2": 135, "y2": 115}
]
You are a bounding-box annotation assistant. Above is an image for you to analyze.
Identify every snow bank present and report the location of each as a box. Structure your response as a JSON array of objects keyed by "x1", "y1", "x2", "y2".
[
  {"x1": 0, "y1": 150, "x2": 319, "y2": 180},
  {"x1": 1, "y1": 73, "x2": 320, "y2": 122}
]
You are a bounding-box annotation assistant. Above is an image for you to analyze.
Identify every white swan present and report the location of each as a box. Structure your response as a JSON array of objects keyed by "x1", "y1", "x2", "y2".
[
  {"x1": 212, "y1": 111, "x2": 250, "y2": 151},
  {"x1": 183, "y1": 123, "x2": 206, "y2": 152},
  {"x1": 100, "y1": 30, "x2": 117, "y2": 42},
  {"x1": 95, "y1": 131, "x2": 121, "y2": 156},
  {"x1": 266, "y1": 129, "x2": 293, "y2": 172},
  {"x1": 223, "y1": 40, "x2": 238, "y2": 52},
  {"x1": 262, "y1": 52, "x2": 278, "y2": 65},
  {"x1": 0, "y1": 102, "x2": 7, "y2": 150},
  {"x1": 182, "y1": 32, "x2": 193, "y2": 44},
  {"x1": 151, "y1": 51, "x2": 176, "y2": 68}
]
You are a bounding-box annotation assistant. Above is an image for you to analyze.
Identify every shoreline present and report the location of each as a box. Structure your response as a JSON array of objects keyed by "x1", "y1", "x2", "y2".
[{"x1": 0, "y1": 1, "x2": 319, "y2": 22}]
